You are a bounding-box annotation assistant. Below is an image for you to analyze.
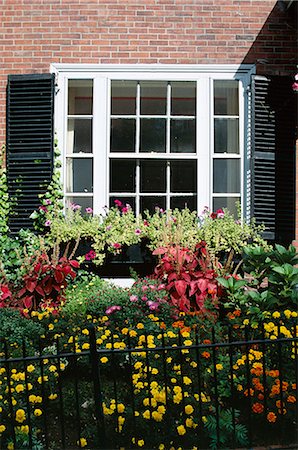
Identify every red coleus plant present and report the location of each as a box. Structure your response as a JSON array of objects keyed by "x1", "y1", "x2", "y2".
[
  {"x1": 152, "y1": 242, "x2": 219, "y2": 313},
  {"x1": 15, "y1": 253, "x2": 79, "y2": 311}
]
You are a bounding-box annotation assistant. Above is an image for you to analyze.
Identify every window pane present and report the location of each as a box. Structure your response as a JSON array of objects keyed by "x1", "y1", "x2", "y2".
[
  {"x1": 213, "y1": 197, "x2": 239, "y2": 217},
  {"x1": 68, "y1": 80, "x2": 93, "y2": 115},
  {"x1": 214, "y1": 118, "x2": 239, "y2": 154},
  {"x1": 66, "y1": 158, "x2": 93, "y2": 193},
  {"x1": 171, "y1": 82, "x2": 196, "y2": 116},
  {"x1": 110, "y1": 160, "x2": 136, "y2": 192},
  {"x1": 171, "y1": 161, "x2": 197, "y2": 193},
  {"x1": 213, "y1": 159, "x2": 240, "y2": 193},
  {"x1": 67, "y1": 118, "x2": 92, "y2": 154},
  {"x1": 65, "y1": 196, "x2": 93, "y2": 211},
  {"x1": 140, "y1": 81, "x2": 167, "y2": 115},
  {"x1": 110, "y1": 119, "x2": 136, "y2": 152},
  {"x1": 140, "y1": 160, "x2": 166, "y2": 193},
  {"x1": 140, "y1": 119, "x2": 166, "y2": 153},
  {"x1": 140, "y1": 196, "x2": 166, "y2": 213},
  {"x1": 109, "y1": 196, "x2": 135, "y2": 211},
  {"x1": 170, "y1": 120, "x2": 196, "y2": 153},
  {"x1": 111, "y1": 81, "x2": 137, "y2": 115},
  {"x1": 171, "y1": 196, "x2": 196, "y2": 210},
  {"x1": 214, "y1": 80, "x2": 238, "y2": 115}
]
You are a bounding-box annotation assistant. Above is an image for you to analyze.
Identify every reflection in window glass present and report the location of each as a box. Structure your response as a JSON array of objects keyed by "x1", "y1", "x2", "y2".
[
  {"x1": 66, "y1": 158, "x2": 93, "y2": 193},
  {"x1": 214, "y1": 118, "x2": 239, "y2": 154},
  {"x1": 213, "y1": 197, "x2": 239, "y2": 217},
  {"x1": 111, "y1": 119, "x2": 136, "y2": 152},
  {"x1": 171, "y1": 196, "x2": 196, "y2": 210},
  {"x1": 140, "y1": 119, "x2": 166, "y2": 153},
  {"x1": 171, "y1": 82, "x2": 196, "y2": 116},
  {"x1": 214, "y1": 80, "x2": 238, "y2": 115},
  {"x1": 171, "y1": 161, "x2": 197, "y2": 192},
  {"x1": 140, "y1": 81, "x2": 167, "y2": 115},
  {"x1": 67, "y1": 119, "x2": 92, "y2": 154},
  {"x1": 65, "y1": 196, "x2": 93, "y2": 211},
  {"x1": 170, "y1": 120, "x2": 196, "y2": 153},
  {"x1": 68, "y1": 80, "x2": 93, "y2": 115},
  {"x1": 110, "y1": 160, "x2": 136, "y2": 192},
  {"x1": 140, "y1": 160, "x2": 166, "y2": 193},
  {"x1": 110, "y1": 196, "x2": 136, "y2": 210},
  {"x1": 213, "y1": 159, "x2": 240, "y2": 193},
  {"x1": 141, "y1": 196, "x2": 166, "y2": 213},
  {"x1": 111, "y1": 81, "x2": 137, "y2": 115}
]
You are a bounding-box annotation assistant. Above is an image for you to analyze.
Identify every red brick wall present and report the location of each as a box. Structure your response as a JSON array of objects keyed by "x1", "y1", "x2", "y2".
[{"x1": 0, "y1": 0, "x2": 296, "y2": 144}]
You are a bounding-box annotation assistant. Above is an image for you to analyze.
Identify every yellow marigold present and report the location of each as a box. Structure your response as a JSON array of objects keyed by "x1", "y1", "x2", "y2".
[
  {"x1": 284, "y1": 310, "x2": 291, "y2": 319},
  {"x1": 137, "y1": 323, "x2": 144, "y2": 329},
  {"x1": 7, "y1": 443, "x2": 14, "y2": 450},
  {"x1": 0, "y1": 425, "x2": 6, "y2": 433},
  {"x1": 82, "y1": 343, "x2": 90, "y2": 350},
  {"x1": 137, "y1": 440, "x2": 144, "y2": 447},
  {"x1": 49, "y1": 365, "x2": 57, "y2": 372},
  {"x1": 272, "y1": 312, "x2": 280, "y2": 319},
  {"x1": 177, "y1": 424, "x2": 186, "y2": 435},
  {"x1": 34, "y1": 409, "x2": 42, "y2": 417},
  {"x1": 185, "y1": 404, "x2": 194, "y2": 415},
  {"x1": 15, "y1": 409, "x2": 26, "y2": 423},
  {"x1": 49, "y1": 393, "x2": 58, "y2": 400},
  {"x1": 15, "y1": 384, "x2": 24, "y2": 393},
  {"x1": 48, "y1": 324, "x2": 54, "y2": 331},
  {"x1": 152, "y1": 411, "x2": 163, "y2": 422},
  {"x1": 216, "y1": 364, "x2": 223, "y2": 371},
  {"x1": 185, "y1": 417, "x2": 194, "y2": 428},
  {"x1": 77, "y1": 437, "x2": 88, "y2": 447},
  {"x1": 100, "y1": 357, "x2": 108, "y2": 364},
  {"x1": 183, "y1": 376, "x2": 192, "y2": 385},
  {"x1": 26, "y1": 365, "x2": 35, "y2": 373},
  {"x1": 143, "y1": 410, "x2": 150, "y2": 419},
  {"x1": 117, "y1": 403, "x2": 125, "y2": 413},
  {"x1": 82, "y1": 329, "x2": 89, "y2": 335}
]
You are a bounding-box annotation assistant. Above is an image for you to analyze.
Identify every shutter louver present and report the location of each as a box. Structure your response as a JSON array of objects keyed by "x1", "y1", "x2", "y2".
[
  {"x1": 251, "y1": 75, "x2": 276, "y2": 240},
  {"x1": 251, "y1": 75, "x2": 295, "y2": 244},
  {"x1": 6, "y1": 74, "x2": 55, "y2": 232}
]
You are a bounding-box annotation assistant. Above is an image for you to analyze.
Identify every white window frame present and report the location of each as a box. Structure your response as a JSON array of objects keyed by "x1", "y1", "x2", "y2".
[{"x1": 51, "y1": 63, "x2": 255, "y2": 218}]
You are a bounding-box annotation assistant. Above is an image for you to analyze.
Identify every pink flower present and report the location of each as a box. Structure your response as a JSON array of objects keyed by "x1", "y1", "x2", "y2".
[
  {"x1": 292, "y1": 82, "x2": 298, "y2": 92},
  {"x1": 85, "y1": 207, "x2": 93, "y2": 214},
  {"x1": 141, "y1": 295, "x2": 148, "y2": 302},
  {"x1": 106, "y1": 225, "x2": 112, "y2": 231},
  {"x1": 141, "y1": 285, "x2": 148, "y2": 292},
  {"x1": 112, "y1": 243, "x2": 121, "y2": 249},
  {"x1": 85, "y1": 250, "x2": 96, "y2": 261},
  {"x1": 105, "y1": 305, "x2": 122, "y2": 315},
  {"x1": 130, "y1": 295, "x2": 138, "y2": 302},
  {"x1": 70, "y1": 203, "x2": 81, "y2": 211},
  {"x1": 45, "y1": 199, "x2": 52, "y2": 205},
  {"x1": 135, "y1": 228, "x2": 141, "y2": 235},
  {"x1": 44, "y1": 220, "x2": 51, "y2": 227},
  {"x1": 147, "y1": 301, "x2": 159, "y2": 311},
  {"x1": 143, "y1": 220, "x2": 149, "y2": 227},
  {"x1": 114, "y1": 199, "x2": 122, "y2": 207},
  {"x1": 121, "y1": 206, "x2": 129, "y2": 214},
  {"x1": 39, "y1": 206, "x2": 48, "y2": 212}
]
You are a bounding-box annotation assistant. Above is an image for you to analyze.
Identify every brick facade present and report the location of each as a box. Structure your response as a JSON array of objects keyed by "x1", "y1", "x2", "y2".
[{"x1": 0, "y1": 0, "x2": 297, "y2": 239}]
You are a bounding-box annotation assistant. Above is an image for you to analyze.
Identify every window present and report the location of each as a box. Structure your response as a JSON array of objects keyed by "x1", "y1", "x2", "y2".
[{"x1": 53, "y1": 65, "x2": 253, "y2": 217}]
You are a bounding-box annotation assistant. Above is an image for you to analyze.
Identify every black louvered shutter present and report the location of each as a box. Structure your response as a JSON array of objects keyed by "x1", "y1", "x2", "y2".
[
  {"x1": 6, "y1": 74, "x2": 55, "y2": 232},
  {"x1": 251, "y1": 75, "x2": 295, "y2": 244}
]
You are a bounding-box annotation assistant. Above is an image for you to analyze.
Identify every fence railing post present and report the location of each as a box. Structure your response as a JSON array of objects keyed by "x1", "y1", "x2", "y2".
[{"x1": 88, "y1": 325, "x2": 107, "y2": 449}]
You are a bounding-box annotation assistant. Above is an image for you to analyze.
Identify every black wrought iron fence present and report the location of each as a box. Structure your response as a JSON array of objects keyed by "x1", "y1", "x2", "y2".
[{"x1": 0, "y1": 325, "x2": 297, "y2": 450}]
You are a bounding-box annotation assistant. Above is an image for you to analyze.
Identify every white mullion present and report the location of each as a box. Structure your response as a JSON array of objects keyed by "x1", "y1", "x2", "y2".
[
  {"x1": 166, "y1": 162, "x2": 171, "y2": 210},
  {"x1": 197, "y1": 77, "x2": 210, "y2": 213},
  {"x1": 166, "y1": 82, "x2": 171, "y2": 154},
  {"x1": 136, "y1": 161, "x2": 140, "y2": 216},
  {"x1": 94, "y1": 76, "x2": 108, "y2": 213},
  {"x1": 238, "y1": 79, "x2": 245, "y2": 219},
  {"x1": 136, "y1": 82, "x2": 140, "y2": 154}
]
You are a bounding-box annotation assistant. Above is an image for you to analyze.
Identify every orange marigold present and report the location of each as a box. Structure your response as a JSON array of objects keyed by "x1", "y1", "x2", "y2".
[
  {"x1": 268, "y1": 370, "x2": 279, "y2": 378},
  {"x1": 244, "y1": 388, "x2": 254, "y2": 397},
  {"x1": 267, "y1": 412, "x2": 277, "y2": 423},
  {"x1": 252, "y1": 402, "x2": 264, "y2": 414},
  {"x1": 202, "y1": 351, "x2": 211, "y2": 359},
  {"x1": 287, "y1": 395, "x2": 296, "y2": 403}
]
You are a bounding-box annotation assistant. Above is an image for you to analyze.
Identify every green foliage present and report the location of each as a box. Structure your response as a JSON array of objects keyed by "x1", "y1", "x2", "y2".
[
  {"x1": 0, "y1": 145, "x2": 11, "y2": 239},
  {"x1": 219, "y1": 244, "x2": 298, "y2": 318},
  {"x1": 0, "y1": 308, "x2": 45, "y2": 345},
  {"x1": 30, "y1": 139, "x2": 64, "y2": 232},
  {"x1": 204, "y1": 408, "x2": 249, "y2": 449}
]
